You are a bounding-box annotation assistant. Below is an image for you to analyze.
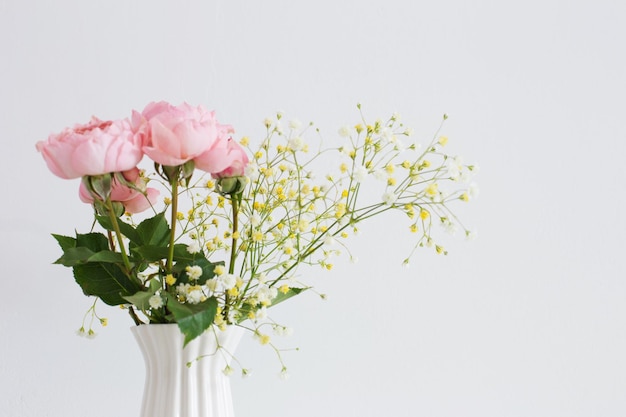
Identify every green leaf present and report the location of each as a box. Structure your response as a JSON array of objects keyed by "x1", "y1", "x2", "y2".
[
  {"x1": 133, "y1": 244, "x2": 190, "y2": 262},
  {"x1": 73, "y1": 262, "x2": 143, "y2": 306},
  {"x1": 54, "y1": 247, "x2": 95, "y2": 266},
  {"x1": 136, "y1": 213, "x2": 170, "y2": 246},
  {"x1": 236, "y1": 287, "x2": 308, "y2": 324},
  {"x1": 123, "y1": 280, "x2": 161, "y2": 311},
  {"x1": 96, "y1": 215, "x2": 141, "y2": 244},
  {"x1": 76, "y1": 232, "x2": 110, "y2": 252},
  {"x1": 123, "y1": 291, "x2": 153, "y2": 311},
  {"x1": 272, "y1": 286, "x2": 307, "y2": 306},
  {"x1": 88, "y1": 250, "x2": 126, "y2": 263},
  {"x1": 171, "y1": 257, "x2": 221, "y2": 285},
  {"x1": 54, "y1": 248, "x2": 126, "y2": 266},
  {"x1": 164, "y1": 294, "x2": 217, "y2": 346},
  {"x1": 52, "y1": 234, "x2": 76, "y2": 251}
]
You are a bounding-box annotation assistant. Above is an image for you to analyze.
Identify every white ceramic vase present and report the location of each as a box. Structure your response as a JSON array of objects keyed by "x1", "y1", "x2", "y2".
[{"x1": 131, "y1": 323, "x2": 244, "y2": 417}]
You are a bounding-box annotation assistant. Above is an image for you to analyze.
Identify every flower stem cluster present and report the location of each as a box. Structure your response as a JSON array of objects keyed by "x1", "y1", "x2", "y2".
[{"x1": 39, "y1": 103, "x2": 476, "y2": 375}]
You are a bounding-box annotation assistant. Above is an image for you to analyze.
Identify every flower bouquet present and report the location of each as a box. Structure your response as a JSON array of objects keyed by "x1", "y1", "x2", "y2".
[{"x1": 37, "y1": 101, "x2": 477, "y2": 371}]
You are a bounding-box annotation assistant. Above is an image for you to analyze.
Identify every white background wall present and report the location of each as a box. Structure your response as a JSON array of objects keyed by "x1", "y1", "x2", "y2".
[{"x1": 2, "y1": 1, "x2": 625, "y2": 416}]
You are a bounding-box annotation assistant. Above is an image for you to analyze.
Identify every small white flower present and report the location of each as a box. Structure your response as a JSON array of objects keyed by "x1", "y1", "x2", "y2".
[
  {"x1": 176, "y1": 283, "x2": 190, "y2": 295},
  {"x1": 288, "y1": 119, "x2": 302, "y2": 130},
  {"x1": 469, "y1": 182, "x2": 480, "y2": 199},
  {"x1": 255, "y1": 286, "x2": 278, "y2": 306},
  {"x1": 257, "y1": 272, "x2": 268, "y2": 285},
  {"x1": 219, "y1": 274, "x2": 237, "y2": 290},
  {"x1": 187, "y1": 289, "x2": 203, "y2": 304},
  {"x1": 186, "y1": 241, "x2": 201, "y2": 254},
  {"x1": 381, "y1": 127, "x2": 393, "y2": 142},
  {"x1": 206, "y1": 278, "x2": 219, "y2": 292},
  {"x1": 353, "y1": 164, "x2": 368, "y2": 182},
  {"x1": 222, "y1": 366, "x2": 234, "y2": 376},
  {"x1": 338, "y1": 126, "x2": 351, "y2": 137},
  {"x1": 392, "y1": 136, "x2": 405, "y2": 151},
  {"x1": 273, "y1": 325, "x2": 293, "y2": 336},
  {"x1": 249, "y1": 213, "x2": 262, "y2": 227},
  {"x1": 288, "y1": 136, "x2": 305, "y2": 151},
  {"x1": 466, "y1": 229, "x2": 478, "y2": 241},
  {"x1": 459, "y1": 170, "x2": 472, "y2": 183},
  {"x1": 373, "y1": 169, "x2": 387, "y2": 181},
  {"x1": 256, "y1": 306, "x2": 268, "y2": 320},
  {"x1": 324, "y1": 235, "x2": 336, "y2": 247},
  {"x1": 245, "y1": 161, "x2": 260, "y2": 181},
  {"x1": 443, "y1": 221, "x2": 457, "y2": 235},
  {"x1": 382, "y1": 191, "x2": 397, "y2": 205},
  {"x1": 149, "y1": 294, "x2": 164, "y2": 309},
  {"x1": 279, "y1": 368, "x2": 290, "y2": 380},
  {"x1": 186, "y1": 265, "x2": 203, "y2": 281}
]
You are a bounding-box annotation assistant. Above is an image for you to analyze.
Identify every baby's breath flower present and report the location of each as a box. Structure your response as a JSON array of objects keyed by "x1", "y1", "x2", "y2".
[
  {"x1": 288, "y1": 136, "x2": 305, "y2": 152},
  {"x1": 382, "y1": 191, "x2": 397, "y2": 205},
  {"x1": 256, "y1": 333, "x2": 271, "y2": 345},
  {"x1": 353, "y1": 164, "x2": 368, "y2": 182},
  {"x1": 187, "y1": 241, "x2": 201, "y2": 254},
  {"x1": 149, "y1": 294, "x2": 164, "y2": 309},
  {"x1": 465, "y1": 229, "x2": 478, "y2": 241},
  {"x1": 289, "y1": 119, "x2": 302, "y2": 130},
  {"x1": 186, "y1": 265, "x2": 203, "y2": 280},
  {"x1": 425, "y1": 183, "x2": 439, "y2": 198},
  {"x1": 279, "y1": 367, "x2": 290, "y2": 380},
  {"x1": 469, "y1": 182, "x2": 480, "y2": 199}
]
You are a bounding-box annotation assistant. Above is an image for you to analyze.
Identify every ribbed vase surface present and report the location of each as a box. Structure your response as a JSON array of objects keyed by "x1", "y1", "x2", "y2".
[{"x1": 132, "y1": 324, "x2": 244, "y2": 417}]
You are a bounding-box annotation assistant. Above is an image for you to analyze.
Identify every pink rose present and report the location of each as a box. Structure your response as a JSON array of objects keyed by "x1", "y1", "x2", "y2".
[
  {"x1": 36, "y1": 117, "x2": 143, "y2": 179},
  {"x1": 138, "y1": 101, "x2": 228, "y2": 167},
  {"x1": 195, "y1": 136, "x2": 249, "y2": 177},
  {"x1": 79, "y1": 168, "x2": 159, "y2": 214}
]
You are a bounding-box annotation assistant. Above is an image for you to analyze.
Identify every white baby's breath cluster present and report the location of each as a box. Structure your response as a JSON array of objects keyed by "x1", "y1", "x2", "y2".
[{"x1": 148, "y1": 106, "x2": 477, "y2": 374}]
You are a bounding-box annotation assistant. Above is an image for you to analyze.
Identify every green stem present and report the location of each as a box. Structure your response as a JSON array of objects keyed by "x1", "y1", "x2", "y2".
[
  {"x1": 228, "y1": 196, "x2": 240, "y2": 275},
  {"x1": 224, "y1": 193, "x2": 241, "y2": 322},
  {"x1": 105, "y1": 199, "x2": 132, "y2": 274},
  {"x1": 166, "y1": 178, "x2": 179, "y2": 275}
]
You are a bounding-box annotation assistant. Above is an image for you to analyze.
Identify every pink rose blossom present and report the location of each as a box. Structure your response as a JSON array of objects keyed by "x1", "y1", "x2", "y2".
[
  {"x1": 138, "y1": 101, "x2": 229, "y2": 167},
  {"x1": 79, "y1": 168, "x2": 159, "y2": 214},
  {"x1": 195, "y1": 136, "x2": 249, "y2": 177},
  {"x1": 36, "y1": 117, "x2": 143, "y2": 179}
]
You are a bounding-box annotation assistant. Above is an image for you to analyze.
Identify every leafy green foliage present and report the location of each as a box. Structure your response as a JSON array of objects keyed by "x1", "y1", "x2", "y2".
[
  {"x1": 164, "y1": 294, "x2": 218, "y2": 346},
  {"x1": 73, "y1": 262, "x2": 143, "y2": 306}
]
